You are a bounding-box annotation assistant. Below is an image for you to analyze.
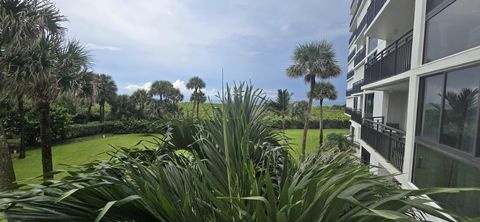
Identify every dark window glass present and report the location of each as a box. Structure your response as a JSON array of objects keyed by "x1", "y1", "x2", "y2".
[
  {"x1": 424, "y1": 0, "x2": 480, "y2": 63},
  {"x1": 440, "y1": 67, "x2": 480, "y2": 153},
  {"x1": 414, "y1": 144, "x2": 480, "y2": 217},
  {"x1": 426, "y1": 0, "x2": 449, "y2": 14},
  {"x1": 353, "y1": 96, "x2": 358, "y2": 110},
  {"x1": 361, "y1": 147, "x2": 370, "y2": 165},
  {"x1": 365, "y1": 94, "x2": 374, "y2": 115},
  {"x1": 421, "y1": 74, "x2": 444, "y2": 140}
]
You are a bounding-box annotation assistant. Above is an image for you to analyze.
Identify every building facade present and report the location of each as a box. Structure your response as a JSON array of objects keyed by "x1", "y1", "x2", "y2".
[{"x1": 346, "y1": 0, "x2": 480, "y2": 217}]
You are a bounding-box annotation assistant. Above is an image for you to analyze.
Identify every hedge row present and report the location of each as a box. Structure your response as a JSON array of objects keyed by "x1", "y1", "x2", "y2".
[
  {"x1": 267, "y1": 119, "x2": 350, "y2": 129},
  {"x1": 65, "y1": 120, "x2": 167, "y2": 139}
]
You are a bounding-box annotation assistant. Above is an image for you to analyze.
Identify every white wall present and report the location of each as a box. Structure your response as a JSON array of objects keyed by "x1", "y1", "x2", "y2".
[{"x1": 386, "y1": 92, "x2": 408, "y2": 130}]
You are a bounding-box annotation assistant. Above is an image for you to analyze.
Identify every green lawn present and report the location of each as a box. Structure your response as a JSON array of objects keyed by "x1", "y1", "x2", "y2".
[
  {"x1": 284, "y1": 129, "x2": 349, "y2": 161},
  {"x1": 12, "y1": 134, "x2": 160, "y2": 182},
  {"x1": 11, "y1": 129, "x2": 348, "y2": 182}
]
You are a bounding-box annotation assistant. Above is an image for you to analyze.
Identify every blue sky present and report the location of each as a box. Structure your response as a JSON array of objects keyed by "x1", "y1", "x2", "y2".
[{"x1": 56, "y1": 0, "x2": 351, "y2": 104}]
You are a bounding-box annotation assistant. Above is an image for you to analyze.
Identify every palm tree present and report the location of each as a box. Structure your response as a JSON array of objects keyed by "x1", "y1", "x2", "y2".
[
  {"x1": 269, "y1": 89, "x2": 292, "y2": 130},
  {"x1": 186, "y1": 76, "x2": 206, "y2": 117},
  {"x1": 22, "y1": 37, "x2": 90, "y2": 179},
  {"x1": 0, "y1": 0, "x2": 66, "y2": 159},
  {"x1": 150, "y1": 80, "x2": 174, "y2": 102},
  {"x1": 0, "y1": 100, "x2": 15, "y2": 189},
  {"x1": 96, "y1": 74, "x2": 117, "y2": 123},
  {"x1": 287, "y1": 41, "x2": 341, "y2": 162},
  {"x1": 131, "y1": 89, "x2": 151, "y2": 118},
  {"x1": 309, "y1": 82, "x2": 337, "y2": 146},
  {"x1": 78, "y1": 71, "x2": 97, "y2": 123}
]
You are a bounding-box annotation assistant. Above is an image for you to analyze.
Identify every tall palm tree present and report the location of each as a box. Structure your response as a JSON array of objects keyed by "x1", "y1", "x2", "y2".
[
  {"x1": 186, "y1": 76, "x2": 206, "y2": 117},
  {"x1": 131, "y1": 89, "x2": 151, "y2": 118},
  {"x1": 269, "y1": 89, "x2": 292, "y2": 130},
  {"x1": 96, "y1": 74, "x2": 117, "y2": 123},
  {"x1": 0, "y1": 100, "x2": 15, "y2": 189},
  {"x1": 286, "y1": 41, "x2": 341, "y2": 162},
  {"x1": 309, "y1": 82, "x2": 337, "y2": 147},
  {"x1": 0, "y1": 0, "x2": 66, "y2": 159},
  {"x1": 78, "y1": 71, "x2": 97, "y2": 123},
  {"x1": 22, "y1": 37, "x2": 90, "y2": 179}
]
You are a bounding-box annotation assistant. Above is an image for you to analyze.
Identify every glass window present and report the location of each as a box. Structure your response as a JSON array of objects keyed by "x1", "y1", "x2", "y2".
[
  {"x1": 424, "y1": 0, "x2": 480, "y2": 63},
  {"x1": 426, "y1": 0, "x2": 450, "y2": 14},
  {"x1": 353, "y1": 96, "x2": 358, "y2": 110},
  {"x1": 414, "y1": 144, "x2": 480, "y2": 217},
  {"x1": 368, "y1": 37, "x2": 378, "y2": 54},
  {"x1": 365, "y1": 94, "x2": 374, "y2": 115},
  {"x1": 440, "y1": 67, "x2": 480, "y2": 153},
  {"x1": 420, "y1": 74, "x2": 444, "y2": 140}
]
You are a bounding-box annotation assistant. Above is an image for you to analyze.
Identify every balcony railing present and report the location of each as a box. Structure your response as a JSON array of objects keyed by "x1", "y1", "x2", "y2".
[
  {"x1": 361, "y1": 118, "x2": 405, "y2": 171},
  {"x1": 346, "y1": 89, "x2": 352, "y2": 97},
  {"x1": 366, "y1": 0, "x2": 387, "y2": 27},
  {"x1": 352, "y1": 79, "x2": 364, "y2": 94},
  {"x1": 351, "y1": 109, "x2": 363, "y2": 123},
  {"x1": 364, "y1": 30, "x2": 413, "y2": 85},
  {"x1": 348, "y1": 51, "x2": 356, "y2": 62},
  {"x1": 347, "y1": 70, "x2": 354, "y2": 79},
  {"x1": 354, "y1": 47, "x2": 366, "y2": 66},
  {"x1": 345, "y1": 107, "x2": 353, "y2": 115}
]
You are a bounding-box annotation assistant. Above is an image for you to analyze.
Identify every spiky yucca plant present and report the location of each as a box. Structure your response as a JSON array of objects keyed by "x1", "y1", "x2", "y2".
[{"x1": 0, "y1": 83, "x2": 478, "y2": 222}]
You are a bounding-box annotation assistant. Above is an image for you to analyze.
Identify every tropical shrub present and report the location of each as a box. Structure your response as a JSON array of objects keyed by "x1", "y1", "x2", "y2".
[{"x1": 0, "y1": 84, "x2": 477, "y2": 222}]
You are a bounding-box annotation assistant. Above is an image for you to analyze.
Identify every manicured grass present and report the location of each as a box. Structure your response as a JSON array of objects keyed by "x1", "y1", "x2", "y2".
[
  {"x1": 11, "y1": 129, "x2": 348, "y2": 182},
  {"x1": 12, "y1": 134, "x2": 160, "y2": 182},
  {"x1": 284, "y1": 129, "x2": 349, "y2": 161}
]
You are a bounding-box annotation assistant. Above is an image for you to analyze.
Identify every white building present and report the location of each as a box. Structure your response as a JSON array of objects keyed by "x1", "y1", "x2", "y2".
[{"x1": 346, "y1": 0, "x2": 480, "y2": 217}]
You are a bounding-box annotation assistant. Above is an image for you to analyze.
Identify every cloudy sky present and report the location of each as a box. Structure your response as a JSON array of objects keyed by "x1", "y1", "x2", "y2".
[{"x1": 55, "y1": 0, "x2": 351, "y2": 104}]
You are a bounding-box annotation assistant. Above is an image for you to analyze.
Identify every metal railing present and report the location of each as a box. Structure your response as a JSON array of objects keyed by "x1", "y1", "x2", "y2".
[
  {"x1": 352, "y1": 79, "x2": 364, "y2": 94},
  {"x1": 348, "y1": 51, "x2": 356, "y2": 62},
  {"x1": 347, "y1": 70, "x2": 354, "y2": 79},
  {"x1": 354, "y1": 47, "x2": 366, "y2": 66},
  {"x1": 366, "y1": 0, "x2": 387, "y2": 27},
  {"x1": 364, "y1": 30, "x2": 413, "y2": 85},
  {"x1": 345, "y1": 107, "x2": 353, "y2": 115},
  {"x1": 351, "y1": 109, "x2": 363, "y2": 123},
  {"x1": 361, "y1": 118, "x2": 405, "y2": 171}
]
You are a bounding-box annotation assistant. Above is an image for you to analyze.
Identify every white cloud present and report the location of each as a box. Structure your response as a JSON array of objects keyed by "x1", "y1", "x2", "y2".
[
  {"x1": 85, "y1": 43, "x2": 121, "y2": 51},
  {"x1": 172, "y1": 80, "x2": 192, "y2": 95},
  {"x1": 125, "y1": 81, "x2": 152, "y2": 91}
]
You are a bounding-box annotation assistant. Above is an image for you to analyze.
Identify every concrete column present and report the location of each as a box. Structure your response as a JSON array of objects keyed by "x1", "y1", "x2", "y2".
[
  {"x1": 410, "y1": 0, "x2": 427, "y2": 68},
  {"x1": 400, "y1": 74, "x2": 420, "y2": 184}
]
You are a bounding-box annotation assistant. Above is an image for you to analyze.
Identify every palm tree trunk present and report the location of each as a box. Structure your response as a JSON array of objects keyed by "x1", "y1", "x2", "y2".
[
  {"x1": 319, "y1": 99, "x2": 324, "y2": 147},
  {"x1": 87, "y1": 98, "x2": 93, "y2": 123},
  {"x1": 196, "y1": 101, "x2": 200, "y2": 118},
  {"x1": 99, "y1": 101, "x2": 105, "y2": 123},
  {"x1": 38, "y1": 103, "x2": 53, "y2": 180},
  {"x1": 300, "y1": 78, "x2": 315, "y2": 163},
  {"x1": 17, "y1": 95, "x2": 27, "y2": 159},
  {"x1": 0, "y1": 124, "x2": 16, "y2": 189}
]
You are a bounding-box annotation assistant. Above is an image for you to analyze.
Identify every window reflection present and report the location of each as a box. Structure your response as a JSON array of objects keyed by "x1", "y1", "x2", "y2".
[
  {"x1": 440, "y1": 67, "x2": 480, "y2": 153},
  {"x1": 424, "y1": 0, "x2": 480, "y2": 63},
  {"x1": 421, "y1": 74, "x2": 444, "y2": 140}
]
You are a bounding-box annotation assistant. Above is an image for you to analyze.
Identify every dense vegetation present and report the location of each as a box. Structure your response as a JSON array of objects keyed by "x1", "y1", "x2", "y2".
[{"x1": 1, "y1": 84, "x2": 477, "y2": 222}]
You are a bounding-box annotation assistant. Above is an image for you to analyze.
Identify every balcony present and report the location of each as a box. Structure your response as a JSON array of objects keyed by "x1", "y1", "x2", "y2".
[
  {"x1": 346, "y1": 70, "x2": 354, "y2": 79},
  {"x1": 364, "y1": 30, "x2": 413, "y2": 85},
  {"x1": 361, "y1": 117, "x2": 405, "y2": 171},
  {"x1": 351, "y1": 109, "x2": 362, "y2": 124},
  {"x1": 351, "y1": 79, "x2": 364, "y2": 94},
  {"x1": 345, "y1": 107, "x2": 353, "y2": 115},
  {"x1": 346, "y1": 89, "x2": 352, "y2": 97},
  {"x1": 348, "y1": 51, "x2": 356, "y2": 62},
  {"x1": 366, "y1": 0, "x2": 387, "y2": 27},
  {"x1": 354, "y1": 47, "x2": 366, "y2": 66}
]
